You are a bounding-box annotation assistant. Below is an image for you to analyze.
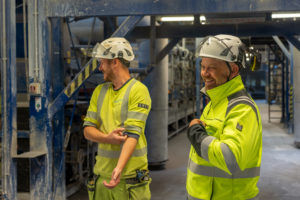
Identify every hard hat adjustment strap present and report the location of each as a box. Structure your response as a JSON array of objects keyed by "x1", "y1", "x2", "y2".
[{"x1": 225, "y1": 61, "x2": 232, "y2": 82}]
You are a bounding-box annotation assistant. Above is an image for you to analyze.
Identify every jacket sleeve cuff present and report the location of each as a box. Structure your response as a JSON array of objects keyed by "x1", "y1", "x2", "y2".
[
  {"x1": 124, "y1": 132, "x2": 140, "y2": 140},
  {"x1": 187, "y1": 123, "x2": 208, "y2": 157}
]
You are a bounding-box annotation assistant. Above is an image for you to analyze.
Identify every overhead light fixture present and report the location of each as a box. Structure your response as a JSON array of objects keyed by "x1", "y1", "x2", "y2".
[
  {"x1": 272, "y1": 12, "x2": 300, "y2": 19},
  {"x1": 160, "y1": 16, "x2": 194, "y2": 22},
  {"x1": 200, "y1": 15, "x2": 206, "y2": 24}
]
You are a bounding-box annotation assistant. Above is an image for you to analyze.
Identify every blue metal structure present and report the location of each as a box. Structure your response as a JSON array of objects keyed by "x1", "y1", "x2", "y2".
[
  {"x1": 2, "y1": 0, "x2": 300, "y2": 199},
  {"x1": 195, "y1": 58, "x2": 201, "y2": 118},
  {"x1": 273, "y1": 36, "x2": 291, "y2": 60},
  {"x1": 130, "y1": 21, "x2": 300, "y2": 39},
  {"x1": 51, "y1": 18, "x2": 66, "y2": 200},
  {"x1": 46, "y1": 0, "x2": 300, "y2": 17},
  {"x1": 111, "y1": 16, "x2": 143, "y2": 37},
  {"x1": 289, "y1": 42, "x2": 294, "y2": 133},
  {"x1": 1, "y1": 0, "x2": 17, "y2": 199},
  {"x1": 272, "y1": 36, "x2": 296, "y2": 128},
  {"x1": 27, "y1": 0, "x2": 52, "y2": 199},
  {"x1": 285, "y1": 35, "x2": 300, "y2": 51}
]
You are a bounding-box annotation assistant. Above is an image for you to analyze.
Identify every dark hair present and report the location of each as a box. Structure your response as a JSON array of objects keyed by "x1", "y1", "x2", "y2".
[{"x1": 118, "y1": 58, "x2": 130, "y2": 68}]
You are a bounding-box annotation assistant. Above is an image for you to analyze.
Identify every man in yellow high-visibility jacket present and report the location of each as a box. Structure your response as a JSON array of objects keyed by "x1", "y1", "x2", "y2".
[
  {"x1": 83, "y1": 37, "x2": 152, "y2": 200},
  {"x1": 186, "y1": 35, "x2": 262, "y2": 200}
]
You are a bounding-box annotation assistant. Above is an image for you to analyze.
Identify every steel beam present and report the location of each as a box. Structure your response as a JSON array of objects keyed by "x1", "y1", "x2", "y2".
[
  {"x1": 289, "y1": 41, "x2": 294, "y2": 134},
  {"x1": 0, "y1": 0, "x2": 17, "y2": 199},
  {"x1": 156, "y1": 38, "x2": 180, "y2": 64},
  {"x1": 46, "y1": 0, "x2": 300, "y2": 17},
  {"x1": 132, "y1": 38, "x2": 181, "y2": 74},
  {"x1": 273, "y1": 36, "x2": 291, "y2": 60},
  {"x1": 111, "y1": 16, "x2": 144, "y2": 37},
  {"x1": 48, "y1": 58, "x2": 98, "y2": 118},
  {"x1": 130, "y1": 21, "x2": 300, "y2": 38},
  {"x1": 289, "y1": 42, "x2": 294, "y2": 88},
  {"x1": 150, "y1": 16, "x2": 156, "y2": 67},
  {"x1": 285, "y1": 35, "x2": 300, "y2": 51},
  {"x1": 195, "y1": 58, "x2": 201, "y2": 118},
  {"x1": 27, "y1": 0, "x2": 52, "y2": 199},
  {"x1": 51, "y1": 18, "x2": 66, "y2": 200}
]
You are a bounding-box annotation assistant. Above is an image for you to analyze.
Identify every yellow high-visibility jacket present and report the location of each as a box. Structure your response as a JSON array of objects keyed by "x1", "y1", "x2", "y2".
[
  {"x1": 83, "y1": 78, "x2": 151, "y2": 178},
  {"x1": 187, "y1": 75, "x2": 262, "y2": 200}
]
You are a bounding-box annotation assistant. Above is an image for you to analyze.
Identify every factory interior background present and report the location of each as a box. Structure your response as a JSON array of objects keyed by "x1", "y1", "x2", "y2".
[{"x1": 1, "y1": 0, "x2": 300, "y2": 199}]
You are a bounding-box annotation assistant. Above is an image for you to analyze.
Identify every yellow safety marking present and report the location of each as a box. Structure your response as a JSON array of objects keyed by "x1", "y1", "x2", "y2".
[
  {"x1": 64, "y1": 58, "x2": 97, "y2": 97},
  {"x1": 289, "y1": 86, "x2": 294, "y2": 119},
  {"x1": 70, "y1": 82, "x2": 75, "y2": 95},
  {"x1": 85, "y1": 66, "x2": 89, "y2": 79},
  {"x1": 92, "y1": 59, "x2": 97, "y2": 70},
  {"x1": 66, "y1": 51, "x2": 71, "y2": 64},
  {"x1": 78, "y1": 73, "x2": 83, "y2": 86}
]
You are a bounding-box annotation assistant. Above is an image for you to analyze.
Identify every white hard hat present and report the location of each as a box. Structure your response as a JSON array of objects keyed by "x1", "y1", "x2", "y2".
[
  {"x1": 197, "y1": 34, "x2": 246, "y2": 68},
  {"x1": 93, "y1": 37, "x2": 135, "y2": 61}
]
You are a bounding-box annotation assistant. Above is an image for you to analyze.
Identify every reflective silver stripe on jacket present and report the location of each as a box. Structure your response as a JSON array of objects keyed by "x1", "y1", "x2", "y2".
[
  {"x1": 197, "y1": 137, "x2": 260, "y2": 177},
  {"x1": 120, "y1": 79, "x2": 138, "y2": 125},
  {"x1": 199, "y1": 126, "x2": 241, "y2": 174},
  {"x1": 201, "y1": 136, "x2": 216, "y2": 161},
  {"x1": 98, "y1": 146, "x2": 147, "y2": 158},
  {"x1": 125, "y1": 125, "x2": 142, "y2": 133},
  {"x1": 187, "y1": 193, "x2": 205, "y2": 200},
  {"x1": 188, "y1": 191, "x2": 258, "y2": 200},
  {"x1": 96, "y1": 83, "x2": 110, "y2": 125},
  {"x1": 188, "y1": 159, "x2": 260, "y2": 178},
  {"x1": 127, "y1": 111, "x2": 148, "y2": 122},
  {"x1": 86, "y1": 111, "x2": 97, "y2": 120},
  {"x1": 83, "y1": 120, "x2": 97, "y2": 127},
  {"x1": 221, "y1": 143, "x2": 238, "y2": 174},
  {"x1": 226, "y1": 89, "x2": 259, "y2": 122}
]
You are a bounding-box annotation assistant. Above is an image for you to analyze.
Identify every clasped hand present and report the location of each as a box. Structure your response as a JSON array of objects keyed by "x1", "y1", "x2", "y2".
[
  {"x1": 189, "y1": 119, "x2": 206, "y2": 127},
  {"x1": 106, "y1": 127, "x2": 127, "y2": 145}
]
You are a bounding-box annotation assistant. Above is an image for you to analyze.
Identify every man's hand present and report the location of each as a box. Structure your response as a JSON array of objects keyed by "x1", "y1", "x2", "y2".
[
  {"x1": 103, "y1": 167, "x2": 122, "y2": 189},
  {"x1": 106, "y1": 128, "x2": 127, "y2": 144},
  {"x1": 189, "y1": 119, "x2": 206, "y2": 127}
]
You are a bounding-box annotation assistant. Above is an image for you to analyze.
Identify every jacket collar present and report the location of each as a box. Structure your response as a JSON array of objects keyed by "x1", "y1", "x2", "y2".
[{"x1": 201, "y1": 75, "x2": 245, "y2": 107}]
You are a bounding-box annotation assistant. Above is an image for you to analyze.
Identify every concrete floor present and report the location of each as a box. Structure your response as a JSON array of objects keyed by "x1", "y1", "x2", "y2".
[{"x1": 68, "y1": 102, "x2": 300, "y2": 200}]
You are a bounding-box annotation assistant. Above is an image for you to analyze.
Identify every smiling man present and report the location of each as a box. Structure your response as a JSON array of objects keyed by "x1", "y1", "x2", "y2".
[{"x1": 186, "y1": 35, "x2": 262, "y2": 200}]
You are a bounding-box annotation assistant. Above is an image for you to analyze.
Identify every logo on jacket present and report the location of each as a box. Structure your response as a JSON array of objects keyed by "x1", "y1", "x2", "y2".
[
  {"x1": 236, "y1": 123, "x2": 243, "y2": 131},
  {"x1": 138, "y1": 103, "x2": 149, "y2": 110}
]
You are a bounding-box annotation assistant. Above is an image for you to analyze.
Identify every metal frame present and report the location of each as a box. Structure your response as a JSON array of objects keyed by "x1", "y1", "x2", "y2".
[
  {"x1": 285, "y1": 35, "x2": 300, "y2": 50},
  {"x1": 46, "y1": 0, "x2": 300, "y2": 17},
  {"x1": 1, "y1": 0, "x2": 17, "y2": 199},
  {"x1": 195, "y1": 57, "x2": 201, "y2": 118},
  {"x1": 51, "y1": 18, "x2": 66, "y2": 200},
  {"x1": 288, "y1": 41, "x2": 294, "y2": 133},
  {"x1": 130, "y1": 21, "x2": 300, "y2": 39},
  {"x1": 27, "y1": 0, "x2": 52, "y2": 199},
  {"x1": 273, "y1": 36, "x2": 291, "y2": 59}
]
